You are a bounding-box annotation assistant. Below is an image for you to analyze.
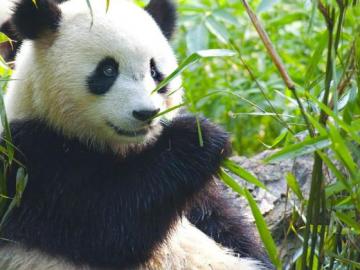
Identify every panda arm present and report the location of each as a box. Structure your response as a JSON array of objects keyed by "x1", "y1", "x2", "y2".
[
  {"x1": 1, "y1": 116, "x2": 232, "y2": 269},
  {"x1": 187, "y1": 183, "x2": 274, "y2": 269}
]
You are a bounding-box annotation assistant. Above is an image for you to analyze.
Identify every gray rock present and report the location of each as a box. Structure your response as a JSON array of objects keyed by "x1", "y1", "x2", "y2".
[{"x1": 223, "y1": 150, "x2": 316, "y2": 264}]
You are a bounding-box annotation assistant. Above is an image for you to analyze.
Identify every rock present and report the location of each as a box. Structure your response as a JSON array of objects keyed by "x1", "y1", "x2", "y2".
[{"x1": 223, "y1": 150, "x2": 316, "y2": 264}]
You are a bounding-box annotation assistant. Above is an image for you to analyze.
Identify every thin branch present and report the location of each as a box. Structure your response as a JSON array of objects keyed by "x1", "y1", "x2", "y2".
[
  {"x1": 240, "y1": 0, "x2": 295, "y2": 90},
  {"x1": 318, "y1": 1, "x2": 333, "y2": 29},
  {"x1": 240, "y1": 0, "x2": 315, "y2": 136}
]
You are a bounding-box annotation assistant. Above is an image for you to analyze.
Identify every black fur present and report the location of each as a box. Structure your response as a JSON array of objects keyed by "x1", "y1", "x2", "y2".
[
  {"x1": 87, "y1": 57, "x2": 119, "y2": 95},
  {"x1": 187, "y1": 183, "x2": 274, "y2": 269},
  {"x1": 11, "y1": 0, "x2": 62, "y2": 40},
  {"x1": 150, "y1": 58, "x2": 168, "y2": 94},
  {"x1": 0, "y1": 20, "x2": 21, "y2": 62},
  {"x1": 145, "y1": 0, "x2": 177, "y2": 39},
  {"x1": 0, "y1": 116, "x2": 230, "y2": 269}
]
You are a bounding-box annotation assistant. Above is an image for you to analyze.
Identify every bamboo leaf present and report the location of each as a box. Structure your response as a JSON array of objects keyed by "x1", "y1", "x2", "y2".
[
  {"x1": 335, "y1": 212, "x2": 360, "y2": 234},
  {"x1": 243, "y1": 189, "x2": 281, "y2": 268},
  {"x1": 307, "y1": 93, "x2": 360, "y2": 144},
  {"x1": 186, "y1": 23, "x2": 209, "y2": 54},
  {"x1": 219, "y1": 169, "x2": 281, "y2": 268},
  {"x1": 218, "y1": 168, "x2": 245, "y2": 196},
  {"x1": 105, "y1": 0, "x2": 110, "y2": 12},
  {"x1": 152, "y1": 49, "x2": 235, "y2": 93},
  {"x1": 286, "y1": 173, "x2": 304, "y2": 200},
  {"x1": 212, "y1": 9, "x2": 239, "y2": 25},
  {"x1": 204, "y1": 15, "x2": 229, "y2": 43},
  {"x1": 15, "y1": 168, "x2": 28, "y2": 207},
  {"x1": 257, "y1": 0, "x2": 280, "y2": 13},
  {"x1": 328, "y1": 122, "x2": 357, "y2": 177},
  {"x1": 223, "y1": 159, "x2": 267, "y2": 190},
  {"x1": 265, "y1": 136, "x2": 331, "y2": 163}
]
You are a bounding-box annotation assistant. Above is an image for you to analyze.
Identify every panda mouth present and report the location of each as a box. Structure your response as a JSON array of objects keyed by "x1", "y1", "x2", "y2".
[{"x1": 107, "y1": 121, "x2": 149, "y2": 137}]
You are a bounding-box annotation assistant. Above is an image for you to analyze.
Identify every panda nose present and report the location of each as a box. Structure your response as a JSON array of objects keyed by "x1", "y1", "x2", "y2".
[{"x1": 132, "y1": 108, "x2": 160, "y2": 122}]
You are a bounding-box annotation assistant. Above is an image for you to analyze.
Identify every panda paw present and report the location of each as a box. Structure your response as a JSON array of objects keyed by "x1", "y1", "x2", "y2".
[{"x1": 160, "y1": 114, "x2": 231, "y2": 173}]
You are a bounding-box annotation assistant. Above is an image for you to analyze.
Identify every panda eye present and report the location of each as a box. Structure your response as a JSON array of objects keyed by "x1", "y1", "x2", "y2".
[
  {"x1": 150, "y1": 59, "x2": 168, "y2": 94},
  {"x1": 87, "y1": 57, "x2": 119, "y2": 95},
  {"x1": 103, "y1": 65, "x2": 117, "y2": 77},
  {"x1": 150, "y1": 58, "x2": 163, "y2": 82},
  {"x1": 150, "y1": 66, "x2": 158, "y2": 79}
]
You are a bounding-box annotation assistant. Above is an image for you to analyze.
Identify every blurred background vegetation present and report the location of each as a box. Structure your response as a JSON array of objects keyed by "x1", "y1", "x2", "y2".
[
  {"x1": 173, "y1": 0, "x2": 358, "y2": 155},
  {"x1": 1, "y1": 0, "x2": 359, "y2": 269}
]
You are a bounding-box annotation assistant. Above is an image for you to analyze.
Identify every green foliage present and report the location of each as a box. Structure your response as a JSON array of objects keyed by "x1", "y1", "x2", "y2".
[{"x1": 0, "y1": 37, "x2": 25, "y2": 230}]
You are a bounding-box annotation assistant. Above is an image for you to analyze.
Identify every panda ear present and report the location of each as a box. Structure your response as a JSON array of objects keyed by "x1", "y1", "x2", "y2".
[
  {"x1": 11, "y1": 0, "x2": 62, "y2": 40},
  {"x1": 145, "y1": 0, "x2": 177, "y2": 39}
]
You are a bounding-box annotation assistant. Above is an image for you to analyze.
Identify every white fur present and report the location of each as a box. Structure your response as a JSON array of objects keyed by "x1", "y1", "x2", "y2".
[
  {"x1": 5, "y1": 0, "x2": 182, "y2": 152},
  {"x1": 0, "y1": 218, "x2": 263, "y2": 270},
  {"x1": 0, "y1": 0, "x2": 14, "y2": 25}
]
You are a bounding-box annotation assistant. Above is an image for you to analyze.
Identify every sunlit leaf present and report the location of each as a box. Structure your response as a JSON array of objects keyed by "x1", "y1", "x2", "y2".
[
  {"x1": 204, "y1": 15, "x2": 229, "y2": 43},
  {"x1": 186, "y1": 24, "x2": 209, "y2": 54},
  {"x1": 265, "y1": 136, "x2": 331, "y2": 163},
  {"x1": 219, "y1": 169, "x2": 281, "y2": 268},
  {"x1": 257, "y1": 0, "x2": 280, "y2": 13},
  {"x1": 286, "y1": 173, "x2": 304, "y2": 200},
  {"x1": 223, "y1": 159, "x2": 267, "y2": 190},
  {"x1": 152, "y1": 49, "x2": 235, "y2": 93}
]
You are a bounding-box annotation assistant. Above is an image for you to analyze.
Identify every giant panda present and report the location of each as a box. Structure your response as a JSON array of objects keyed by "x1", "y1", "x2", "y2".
[{"x1": 0, "y1": 0, "x2": 273, "y2": 269}]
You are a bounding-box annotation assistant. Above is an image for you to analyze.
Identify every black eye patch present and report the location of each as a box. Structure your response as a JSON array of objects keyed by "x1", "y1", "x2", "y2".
[
  {"x1": 150, "y1": 59, "x2": 168, "y2": 94},
  {"x1": 87, "y1": 57, "x2": 119, "y2": 95}
]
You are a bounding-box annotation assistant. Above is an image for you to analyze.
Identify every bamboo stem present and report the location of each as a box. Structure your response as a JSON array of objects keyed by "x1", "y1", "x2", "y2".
[{"x1": 240, "y1": 0, "x2": 295, "y2": 90}]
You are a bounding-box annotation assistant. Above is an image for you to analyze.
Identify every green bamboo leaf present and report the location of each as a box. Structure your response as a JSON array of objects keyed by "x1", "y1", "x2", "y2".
[
  {"x1": 328, "y1": 122, "x2": 357, "y2": 177},
  {"x1": 325, "y1": 182, "x2": 347, "y2": 198},
  {"x1": 152, "y1": 102, "x2": 187, "y2": 119},
  {"x1": 186, "y1": 24, "x2": 209, "y2": 54},
  {"x1": 326, "y1": 252, "x2": 360, "y2": 268},
  {"x1": 0, "y1": 56, "x2": 10, "y2": 71},
  {"x1": 335, "y1": 212, "x2": 360, "y2": 234},
  {"x1": 317, "y1": 151, "x2": 351, "y2": 192},
  {"x1": 212, "y1": 9, "x2": 239, "y2": 25},
  {"x1": 219, "y1": 169, "x2": 281, "y2": 268},
  {"x1": 195, "y1": 115, "x2": 204, "y2": 147},
  {"x1": 257, "y1": 0, "x2": 280, "y2": 12},
  {"x1": 265, "y1": 136, "x2": 331, "y2": 163},
  {"x1": 304, "y1": 31, "x2": 327, "y2": 88},
  {"x1": 307, "y1": 93, "x2": 360, "y2": 144},
  {"x1": 305, "y1": 112, "x2": 327, "y2": 136},
  {"x1": 0, "y1": 33, "x2": 11, "y2": 44},
  {"x1": 105, "y1": 0, "x2": 110, "y2": 12},
  {"x1": 152, "y1": 49, "x2": 235, "y2": 93},
  {"x1": 0, "y1": 169, "x2": 27, "y2": 228},
  {"x1": 285, "y1": 173, "x2": 304, "y2": 200},
  {"x1": 218, "y1": 168, "x2": 245, "y2": 196},
  {"x1": 270, "y1": 130, "x2": 288, "y2": 148},
  {"x1": 223, "y1": 160, "x2": 267, "y2": 190},
  {"x1": 15, "y1": 168, "x2": 28, "y2": 207},
  {"x1": 204, "y1": 16, "x2": 229, "y2": 43},
  {"x1": 243, "y1": 189, "x2": 281, "y2": 268},
  {"x1": 0, "y1": 197, "x2": 16, "y2": 228},
  {"x1": 0, "y1": 85, "x2": 14, "y2": 163}
]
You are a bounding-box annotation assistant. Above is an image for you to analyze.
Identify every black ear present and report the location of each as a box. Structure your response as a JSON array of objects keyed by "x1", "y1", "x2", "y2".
[
  {"x1": 11, "y1": 0, "x2": 62, "y2": 40},
  {"x1": 145, "y1": 0, "x2": 177, "y2": 39},
  {"x1": 0, "y1": 20, "x2": 22, "y2": 62}
]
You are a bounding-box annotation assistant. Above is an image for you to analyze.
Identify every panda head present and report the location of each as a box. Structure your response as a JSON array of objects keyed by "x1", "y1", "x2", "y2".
[{"x1": 6, "y1": 0, "x2": 182, "y2": 152}]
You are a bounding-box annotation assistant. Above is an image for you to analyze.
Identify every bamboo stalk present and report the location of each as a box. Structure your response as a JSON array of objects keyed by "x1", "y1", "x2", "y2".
[
  {"x1": 239, "y1": 0, "x2": 315, "y2": 137},
  {"x1": 240, "y1": 0, "x2": 295, "y2": 90}
]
